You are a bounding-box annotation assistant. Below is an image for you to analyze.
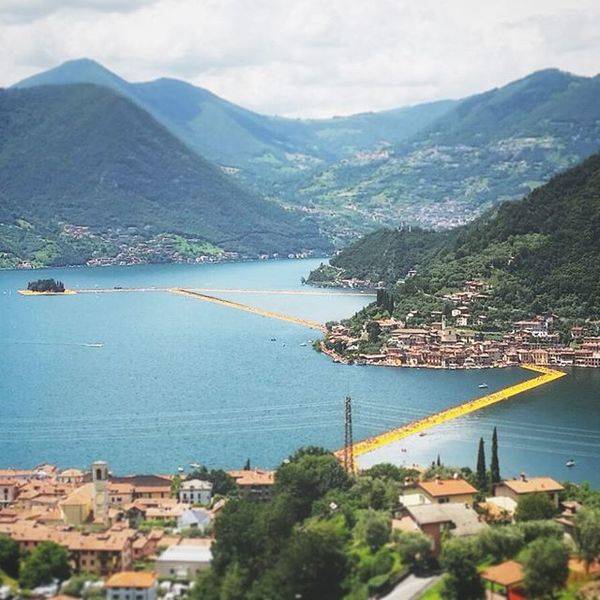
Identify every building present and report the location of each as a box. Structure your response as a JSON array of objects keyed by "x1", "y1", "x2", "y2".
[
  {"x1": 400, "y1": 478, "x2": 477, "y2": 506},
  {"x1": 57, "y1": 469, "x2": 86, "y2": 485},
  {"x1": 494, "y1": 476, "x2": 564, "y2": 508},
  {"x1": 0, "y1": 479, "x2": 19, "y2": 506},
  {"x1": 155, "y1": 542, "x2": 212, "y2": 580},
  {"x1": 401, "y1": 503, "x2": 487, "y2": 556},
  {"x1": 178, "y1": 480, "x2": 212, "y2": 505},
  {"x1": 60, "y1": 483, "x2": 94, "y2": 526},
  {"x1": 227, "y1": 469, "x2": 275, "y2": 501},
  {"x1": 92, "y1": 461, "x2": 109, "y2": 525},
  {"x1": 177, "y1": 508, "x2": 212, "y2": 533},
  {"x1": 105, "y1": 571, "x2": 157, "y2": 600},
  {"x1": 481, "y1": 560, "x2": 525, "y2": 600}
]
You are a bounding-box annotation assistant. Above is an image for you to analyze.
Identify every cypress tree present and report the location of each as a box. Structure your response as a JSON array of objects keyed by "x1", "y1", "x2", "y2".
[
  {"x1": 491, "y1": 427, "x2": 500, "y2": 484},
  {"x1": 436, "y1": 454, "x2": 441, "y2": 467},
  {"x1": 476, "y1": 437, "x2": 487, "y2": 490}
]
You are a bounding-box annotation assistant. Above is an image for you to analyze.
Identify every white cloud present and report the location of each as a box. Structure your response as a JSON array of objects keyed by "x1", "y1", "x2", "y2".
[{"x1": 1, "y1": 0, "x2": 599, "y2": 117}]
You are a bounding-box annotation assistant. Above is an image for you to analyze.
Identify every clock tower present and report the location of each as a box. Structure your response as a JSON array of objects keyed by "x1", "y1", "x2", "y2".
[{"x1": 92, "y1": 460, "x2": 109, "y2": 526}]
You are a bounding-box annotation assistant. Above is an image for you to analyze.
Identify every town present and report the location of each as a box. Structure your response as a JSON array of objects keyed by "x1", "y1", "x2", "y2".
[
  {"x1": 0, "y1": 450, "x2": 598, "y2": 600},
  {"x1": 321, "y1": 279, "x2": 600, "y2": 370}
]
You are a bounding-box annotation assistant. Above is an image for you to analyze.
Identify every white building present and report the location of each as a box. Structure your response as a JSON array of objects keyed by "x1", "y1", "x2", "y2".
[
  {"x1": 179, "y1": 479, "x2": 212, "y2": 505},
  {"x1": 105, "y1": 572, "x2": 157, "y2": 600},
  {"x1": 156, "y1": 543, "x2": 212, "y2": 580}
]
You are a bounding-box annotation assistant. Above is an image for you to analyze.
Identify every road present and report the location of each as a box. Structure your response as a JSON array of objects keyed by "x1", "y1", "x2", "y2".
[{"x1": 382, "y1": 574, "x2": 440, "y2": 599}]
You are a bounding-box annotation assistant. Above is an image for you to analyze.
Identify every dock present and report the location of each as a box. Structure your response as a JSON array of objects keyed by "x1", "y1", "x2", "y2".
[
  {"x1": 341, "y1": 364, "x2": 567, "y2": 460},
  {"x1": 169, "y1": 288, "x2": 326, "y2": 332}
]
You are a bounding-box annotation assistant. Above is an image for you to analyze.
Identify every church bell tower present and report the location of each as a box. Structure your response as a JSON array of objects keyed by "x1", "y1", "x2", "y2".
[{"x1": 91, "y1": 460, "x2": 109, "y2": 526}]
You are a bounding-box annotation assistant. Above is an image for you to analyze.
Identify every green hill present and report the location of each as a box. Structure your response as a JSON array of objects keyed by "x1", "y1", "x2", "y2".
[
  {"x1": 15, "y1": 59, "x2": 456, "y2": 198},
  {"x1": 0, "y1": 84, "x2": 328, "y2": 268},
  {"x1": 310, "y1": 152, "x2": 600, "y2": 324},
  {"x1": 297, "y1": 69, "x2": 600, "y2": 233}
]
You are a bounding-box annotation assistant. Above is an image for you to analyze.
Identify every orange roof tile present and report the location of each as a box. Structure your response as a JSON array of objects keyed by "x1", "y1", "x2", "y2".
[
  {"x1": 481, "y1": 561, "x2": 524, "y2": 587},
  {"x1": 105, "y1": 571, "x2": 157, "y2": 588},
  {"x1": 501, "y1": 477, "x2": 564, "y2": 495},
  {"x1": 227, "y1": 469, "x2": 275, "y2": 486},
  {"x1": 418, "y1": 478, "x2": 477, "y2": 498}
]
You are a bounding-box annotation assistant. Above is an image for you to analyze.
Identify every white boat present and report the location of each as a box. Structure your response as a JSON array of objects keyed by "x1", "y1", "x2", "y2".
[
  {"x1": 566, "y1": 459, "x2": 576, "y2": 467},
  {"x1": 85, "y1": 343, "x2": 103, "y2": 348},
  {"x1": 300, "y1": 342, "x2": 307, "y2": 347},
  {"x1": 478, "y1": 383, "x2": 488, "y2": 389}
]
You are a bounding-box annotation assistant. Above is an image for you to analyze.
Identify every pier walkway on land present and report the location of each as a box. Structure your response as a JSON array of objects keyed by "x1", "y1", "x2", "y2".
[
  {"x1": 341, "y1": 364, "x2": 567, "y2": 460},
  {"x1": 169, "y1": 288, "x2": 327, "y2": 332}
]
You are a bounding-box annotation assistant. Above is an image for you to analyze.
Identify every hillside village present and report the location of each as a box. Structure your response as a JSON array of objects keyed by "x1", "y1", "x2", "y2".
[
  {"x1": 321, "y1": 279, "x2": 600, "y2": 370},
  {"x1": 0, "y1": 454, "x2": 599, "y2": 599}
]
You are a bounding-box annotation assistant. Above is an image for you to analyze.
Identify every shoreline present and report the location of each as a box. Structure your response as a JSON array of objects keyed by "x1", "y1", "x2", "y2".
[
  {"x1": 3, "y1": 254, "x2": 330, "y2": 274},
  {"x1": 18, "y1": 289, "x2": 77, "y2": 296}
]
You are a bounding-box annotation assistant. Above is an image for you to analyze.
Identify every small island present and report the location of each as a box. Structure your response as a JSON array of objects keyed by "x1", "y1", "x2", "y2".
[{"x1": 19, "y1": 278, "x2": 75, "y2": 295}]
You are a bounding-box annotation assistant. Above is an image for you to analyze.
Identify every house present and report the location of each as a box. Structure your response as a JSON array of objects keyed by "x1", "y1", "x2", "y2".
[
  {"x1": 400, "y1": 478, "x2": 477, "y2": 506},
  {"x1": 480, "y1": 560, "x2": 525, "y2": 600},
  {"x1": 402, "y1": 503, "x2": 487, "y2": 555},
  {"x1": 494, "y1": 475, "x2": 564, "y2": 508},
  {"x1": 227, "y1": 469, "x2": 275, "y2": 501},
  {"x1": 105, "y1": 571, "x2": 157, "y2": 600},
  {"x1": 155, "y1": 542, "x2": 212, "y2": 580},
  {"x1": 178, "y1": 480, "x2": 212, "y2": 505},
  {"x1": 177, "y1": 508, "x2": 212, "y2": 533},
  {"x1": 57, "y1": 469, "x2": 86, "y2": 485},
  {"x1": 0, "y1": 479, "x2": 19, "y2": 506}
]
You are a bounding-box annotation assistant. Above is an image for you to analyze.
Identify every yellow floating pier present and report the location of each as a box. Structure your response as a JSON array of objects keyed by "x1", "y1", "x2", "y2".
[
  {"x1": 342, "y1": 364, "x2": 567, "y2": 460},
  {"x1": 170, "y1": 288, "x2": 326, "y2": 332}
]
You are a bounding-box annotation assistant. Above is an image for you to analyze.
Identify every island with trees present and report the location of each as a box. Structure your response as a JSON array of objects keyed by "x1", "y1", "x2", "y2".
[{"x1": 20, "y1": 278, "x2": 73, "y2": 295}]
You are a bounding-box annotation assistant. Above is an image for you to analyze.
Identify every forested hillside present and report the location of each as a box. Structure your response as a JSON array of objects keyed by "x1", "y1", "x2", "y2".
[
  {"x1": 0, "y1": 84, "x2": 328, "y2": 268},
  {"x1": 310, "y1": 152, "x2": 600, "y2": 324},
  {"x1": 297, "y1": 69, "x2": 600, "y2": 233}
]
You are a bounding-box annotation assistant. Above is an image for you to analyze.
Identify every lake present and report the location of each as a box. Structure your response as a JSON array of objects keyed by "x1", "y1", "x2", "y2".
[{"x1": 1, "y1": 259, "x2": 599, "y2": 484}]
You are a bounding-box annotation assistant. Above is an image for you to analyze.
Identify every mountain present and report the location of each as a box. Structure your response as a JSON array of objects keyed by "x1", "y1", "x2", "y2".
[
  {"x1": 14, "y1": 59, "x2": 457, "y2": 196},
  {"x1": 0, "y1": 84, "x2": 329, "y2": 268},
  {"x1": 311, "y1": 151, "x2": 600, "y2": 324},
  {"x1": 296, "y1": 69, "x2": 600, "y2": 233}
]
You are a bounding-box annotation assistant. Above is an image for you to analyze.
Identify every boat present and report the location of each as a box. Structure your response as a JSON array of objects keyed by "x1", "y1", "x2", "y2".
[
  {"x1": 300, "y1": 342, "x2": 307, "y2": 347},
  {"x1": 478, "y1": 383, "x2": 488, "y2": 389},
  {"x1": 84, "y1": 343, "x2": 103, "y2": 348},
  {"x1": 419, "y1": 432, "x2": 426, "y2": 437},
  {"x1": 566, "y1": 459, "x2": 576, "y2": 467},
  {"x1": 270, "y1": 337, "x2": 277, "y2": 342}
]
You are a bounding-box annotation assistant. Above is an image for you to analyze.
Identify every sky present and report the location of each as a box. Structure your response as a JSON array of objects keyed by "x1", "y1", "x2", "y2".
[{"x1": 1, "y1": 0, "x2": 599, "y2": 118}]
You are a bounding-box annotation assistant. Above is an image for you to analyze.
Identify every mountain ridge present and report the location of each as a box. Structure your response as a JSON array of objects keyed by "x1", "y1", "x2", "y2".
[{"x1": 0, "y1": 83, "x2": 328, "y2": 268}]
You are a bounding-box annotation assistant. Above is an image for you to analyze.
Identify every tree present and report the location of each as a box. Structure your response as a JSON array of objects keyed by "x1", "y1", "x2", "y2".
[
  {"x1": 517, "y1": 519, "x2": 563, "y2": 543},
  {"x1": 275, "y1": 451, "x2": 350, "y2": 520},
  {"x1": 243, "y1": 458, "x2": 251, "y2": 470},
  {"x1": 19, "y1": 541, "x2": 71, "y2": 589},
  {"x1": 277, "y1": 520, "x2": 349, "y2": 600},
  {"x1": 353, "y1": 509, "x2": 390, "y2": 551},
  {"x1": 515, "y1": 493, "x2": 557, "y2": 522},
  {"x1": 573, "y1": 508, "x2": 600, "y2": 573},
  {"x1": 0, "y1": 535, "x2": 20, "y2": 578},
  {"x1": 476, "y1": 438, "x2": 487, "y2": 491},
  {"x1": 440, "y1": 538, "x2": 484, "y2": 600},
  {"x1": 170, "y1": 474, "x2": 181, "y2": 497},
  {"x1": 366, "y1": 321, "x2": 381, "y2": 343},
  {"x1": 490, "y1": 427, "x2": 500, "y2": 484},
  {"x1": 394, "y1": 531, "x2": 433, "y2": 574},
  {"x1": 477, "y1": 526, "x2": 524, "y2": 563},
  {"x1": 523, "y1": 538, "x2": 569, "y2": 598}
]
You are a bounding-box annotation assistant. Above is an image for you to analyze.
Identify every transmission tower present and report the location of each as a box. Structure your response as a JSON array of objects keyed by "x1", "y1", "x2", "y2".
[{"x1": 343, "y1": 395, "x2": 355, "y2": 473}]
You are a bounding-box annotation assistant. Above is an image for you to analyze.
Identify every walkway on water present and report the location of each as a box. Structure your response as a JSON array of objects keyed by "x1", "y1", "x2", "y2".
[
  {"x1": 169, "y1": 288, "x2": 326, "y2": 332},
  {"x1": 343, "y1": 364, "x2": 567, "y2": 459},
  {"x1": 74, "y1": 287, "x2": 374, "y2": 298}
]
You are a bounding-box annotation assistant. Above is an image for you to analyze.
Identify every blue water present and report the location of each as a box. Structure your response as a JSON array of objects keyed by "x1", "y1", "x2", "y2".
[{"x1": 1, "y1": 259, "x2": 599, "y2": 484}]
